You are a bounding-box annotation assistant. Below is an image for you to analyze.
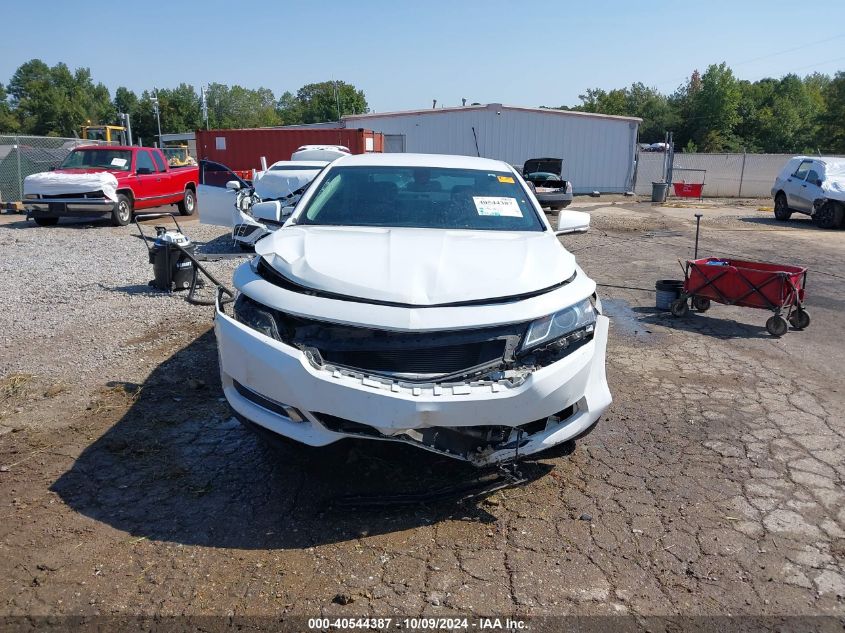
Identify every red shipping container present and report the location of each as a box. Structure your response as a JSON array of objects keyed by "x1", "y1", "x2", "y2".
[{"x1": 195, "y1": 128, "x2": 383, "y2": 172}]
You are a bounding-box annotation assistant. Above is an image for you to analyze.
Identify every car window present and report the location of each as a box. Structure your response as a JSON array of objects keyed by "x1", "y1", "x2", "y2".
[
  {"x1": 151, "y1": 151, "x2": 167, "y2": 173},
  {"x1": 200, "y1": 160, "x2": 245, "y2": 188},
  {"x1": 60, "y1": 149, "x2": 132, "y2": 171},
  {"x1": 793, "y1": 160, "x2": 813, "y2": 180},
  {"x1": 300, "y1": 165, "x2": 544, "y2": 232},
  {"x1": 136, "y1": 150, "x2": 155, "y2": 173},
  {"x1": 806, "y1": 169, "x2": 821, "y2": 184}
]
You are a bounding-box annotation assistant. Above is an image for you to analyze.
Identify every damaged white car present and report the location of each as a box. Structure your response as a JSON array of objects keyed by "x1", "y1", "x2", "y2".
[
  {"x1": 214, "y1": 153, "x2": 611, "y2": 466},
  {"x1": 772, "y1": 156, "x2": 845, "y2": 229},
  {"x1": 199, "y1": 146, "x2": 349, "y2": 249}
]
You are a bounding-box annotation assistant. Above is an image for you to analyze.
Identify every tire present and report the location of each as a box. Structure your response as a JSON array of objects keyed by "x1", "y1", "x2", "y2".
[
  {"x1": 692, "y1": 296, "x2": 711, "y2": 312},
  {"x1": 766, "y1": 315, "x2": 788, "y2": 337},
  {"x1": 813, "y1": 200, "x2": 844, "y2": 229},
  {"x1": 178, "y1": 187, "x2": 196, "y2": 216},
  {"x1": 112, "y1": 194, "x2": 133, "y2": 226},
  {"x1": 773, "y1": 193, "x2": 791, "y2": 221},
  {"x1": 789, "y1": 308, "x2": 810, "y2": 330},
  {"x1": 33, "y1": 216, "x2": 59, "y2": 227},
  {"x1": 670, "y1": 297, "x2": 689, "y2": 317}
]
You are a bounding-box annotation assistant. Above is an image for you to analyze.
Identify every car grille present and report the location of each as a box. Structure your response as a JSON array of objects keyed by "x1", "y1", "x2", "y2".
[
  {"x1": 320, "y1": 339, "x2": 507, "y2": 375},
  {"x1": 266, "y1": 304, "x2": 525, "y2": 379}
]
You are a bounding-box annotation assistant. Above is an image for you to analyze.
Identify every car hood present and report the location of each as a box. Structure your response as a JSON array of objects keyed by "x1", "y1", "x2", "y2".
[{"x1": 255, "y1": 226, "x2": 576, "y2": 306}]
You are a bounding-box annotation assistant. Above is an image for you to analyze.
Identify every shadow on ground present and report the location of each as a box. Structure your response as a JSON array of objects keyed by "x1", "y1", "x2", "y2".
[
  {"x1": 630, "y1": 305, "x2": 774, "y2": 339},
  {"x1": 51, "y1": 330, "x2": 552, "y2": 550},
  {"x1": 738, "y1": 216, "x2": 824, "y2": 230}
]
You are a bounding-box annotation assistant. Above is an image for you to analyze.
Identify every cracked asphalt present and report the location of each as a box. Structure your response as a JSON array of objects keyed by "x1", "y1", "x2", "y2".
[{"x1": 0, "y1": 200, "x2": 843, "y2": 622}]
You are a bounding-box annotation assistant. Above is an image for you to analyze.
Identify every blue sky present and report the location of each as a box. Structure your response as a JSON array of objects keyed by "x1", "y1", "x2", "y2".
[{"x1": 3, "y1": 0, "x2": 845, "y2": 111}]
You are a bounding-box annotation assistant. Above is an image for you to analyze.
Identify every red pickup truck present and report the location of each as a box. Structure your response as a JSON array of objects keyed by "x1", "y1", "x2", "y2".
[{"x1": 24, "y1": 146, "x2": 198, "y2": 227}]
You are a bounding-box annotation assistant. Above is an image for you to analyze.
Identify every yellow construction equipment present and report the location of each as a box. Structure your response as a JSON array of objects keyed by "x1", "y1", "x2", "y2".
[{"x1": 81, "y1": 125, "x2": 127, "y2": 144}]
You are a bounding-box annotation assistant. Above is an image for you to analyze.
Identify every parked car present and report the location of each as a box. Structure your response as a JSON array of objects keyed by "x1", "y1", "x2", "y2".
[
  {"x1": 772, "y1": 156, "x2": 845, "y2": 229},
  {"x1": 214, "y1": 153, "x2": 610, "y2": 466},
  {"x1": 23, "y1": 146, "x2": 198, "y2": 226},
  {"x1": 199, "y1": 160, "x2": 328, "y2": 249},
  {"x1": 521, "y1": 158, "x2": 573, "y2": 210}
]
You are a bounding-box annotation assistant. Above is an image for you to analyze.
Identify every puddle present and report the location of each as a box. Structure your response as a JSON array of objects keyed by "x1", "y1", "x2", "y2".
[{"x1": 602, "y1": 298, "x2": 657, "y2": 337}]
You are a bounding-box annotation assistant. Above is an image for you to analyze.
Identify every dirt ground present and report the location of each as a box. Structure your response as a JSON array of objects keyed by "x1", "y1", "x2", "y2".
[{"x1": 0, "y1": 200, "x2": 843, "y2": 625}]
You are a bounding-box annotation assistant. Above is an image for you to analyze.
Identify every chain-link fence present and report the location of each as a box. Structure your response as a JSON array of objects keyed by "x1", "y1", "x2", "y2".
[
  {"x1": 0, "y1": 135, "x2": 112, "y2": 205},
  {"x1": 634, "y1": 152, "x2": 844, "y2": 198}
]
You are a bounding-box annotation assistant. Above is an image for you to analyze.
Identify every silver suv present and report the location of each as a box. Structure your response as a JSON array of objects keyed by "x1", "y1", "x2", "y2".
[{"x1": 771, "y1": 156, "x2": 845, "y2": 229}]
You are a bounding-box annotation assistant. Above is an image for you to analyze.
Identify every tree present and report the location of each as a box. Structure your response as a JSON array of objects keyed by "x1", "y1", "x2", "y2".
[
  {"x1": 819, "y1": 72, "x2": 845, "y2": 153},
  {"x1": 686, "y1": 63, "x2": 742, "y2": 151},
  {"x1": 0, "y1": 82, "x2": 19, "y2": 133},
  {"x1": 277, "y1": 81, "x2": 367, "y2": 124},
  {"x1": 7, "y1": 59, "x2": 113, "y2": 136},
  {"x1": 205, "y1": 83, "x2": 280, "y2": 129}
]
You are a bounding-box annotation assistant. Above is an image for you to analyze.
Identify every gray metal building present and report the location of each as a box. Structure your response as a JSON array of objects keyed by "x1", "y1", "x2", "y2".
[{"x1": 339, "y1": 104, "x2": 641, "y2": 194}]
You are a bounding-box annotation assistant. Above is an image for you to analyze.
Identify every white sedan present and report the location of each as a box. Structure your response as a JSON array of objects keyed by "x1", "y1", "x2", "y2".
[{"x1": 214, "y1": 153, "x2": 611, "y2": 465}]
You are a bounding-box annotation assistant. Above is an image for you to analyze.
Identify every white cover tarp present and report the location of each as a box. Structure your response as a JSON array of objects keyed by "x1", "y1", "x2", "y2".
[
  {"x1": 253, "y1": 165, "x2": 324, "y2": 201},
  {"x1": 23, "y1": 171, "x2": 119, "y2": 202},
  {"x1": 821, "y1": 161, "x2": 845, "y2": 198}
]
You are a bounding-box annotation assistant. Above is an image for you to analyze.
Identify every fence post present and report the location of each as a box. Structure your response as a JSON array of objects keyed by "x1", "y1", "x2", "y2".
[
  {"x1": 737, "y1": 150, "x2": 747, "y2": 198},
  {"x1": 16, "y1": 135, "x2": 23, "y2": 203}
]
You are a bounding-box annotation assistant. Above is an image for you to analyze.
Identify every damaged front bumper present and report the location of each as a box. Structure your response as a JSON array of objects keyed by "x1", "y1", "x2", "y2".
[{"x1": 214, "y1": 293, "x2": 611, "y2": 466}]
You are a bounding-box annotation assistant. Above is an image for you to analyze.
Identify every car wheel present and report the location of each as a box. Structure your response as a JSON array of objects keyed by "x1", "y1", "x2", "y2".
[
  {"x1": 670, "y1": 297, "x2": 689, "y2": 317},
  {"x1": 178, "y1": 187, "x2": 196, "y2": 216},
  {"x1": 692, "y1": 296, "x2": 711, "y2": 312},
  {"x1": 112, "y1": 194, "x2": 133, "y2": 226},
  {"x1": 33, "y1": 216, "x2": 59, "y2": 227},
  {"x1": 773, "y1": 193, "x2": 791, "y2": 221},
  {"x1": 766, "y1": 315, "x2": 788, "y2": 337},
  {"x1": 813, "y1": 200, "x2": 843, "y2": 229},
  {"x1": 788, "y1": 308, "x2": 810, "y2": 330}
]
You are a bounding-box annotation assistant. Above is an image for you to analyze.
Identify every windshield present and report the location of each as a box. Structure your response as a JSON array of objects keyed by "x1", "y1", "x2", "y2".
[
  {"x1": 299, "y1": 166, "x2": 544, "y2": 231},
  {"x1": 61, "y1": 149, "x2": 132, "y2": 171}
]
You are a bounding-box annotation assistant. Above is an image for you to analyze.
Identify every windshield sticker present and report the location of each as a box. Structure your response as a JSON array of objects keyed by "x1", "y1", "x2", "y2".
[
  {"x1": 473, "y1": 196, "x2": 523, "y2": 217},
  {"x1": 110, "y1": 157, "x2": 127, "y2": 167},
  {"x1": 497, "y1": 175, "x2": 515, "y2": 183}
]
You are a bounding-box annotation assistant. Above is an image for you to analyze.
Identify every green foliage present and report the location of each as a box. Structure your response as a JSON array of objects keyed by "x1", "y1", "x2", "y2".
[
  {"x1": 277, "y1": 81, "x2": 368, "y2": 124},
  {"x1": 0, "y1": 82, "x2": 20, "y2": 133},
  {"x1": 7, "y1": 59, "x2": 113, "y2": 137},
  {"x1": 562, "y1": 62, "x2": 845, "y2": 153}
]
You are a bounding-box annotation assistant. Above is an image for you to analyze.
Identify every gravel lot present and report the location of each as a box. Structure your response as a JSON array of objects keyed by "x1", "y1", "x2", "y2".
[{"x1": 0, "y1": 202, "x2": 843, "y2": 624}]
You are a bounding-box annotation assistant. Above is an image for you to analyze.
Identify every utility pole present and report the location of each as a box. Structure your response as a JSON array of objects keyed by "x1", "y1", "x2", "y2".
[
  {"x1": 201, "y1": 85, "x2": 209, "y2": 129},
  {"x1": 151, "y1": 88, "x2": 162, "y2": 148},
  {"x1": 119, "y1": 112, "x2": 133, "y2": 146},
  {"x1": 334, "y1": 80, "x2": 342, "y2": 122}
]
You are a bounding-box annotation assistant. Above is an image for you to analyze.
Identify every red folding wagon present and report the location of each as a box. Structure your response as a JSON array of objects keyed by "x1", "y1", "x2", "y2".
[{"x1": 670, "y1": 258, "x2": 810, "y2": 337}]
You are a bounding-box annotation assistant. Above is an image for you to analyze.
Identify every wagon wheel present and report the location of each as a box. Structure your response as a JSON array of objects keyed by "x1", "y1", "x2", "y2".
[
  {"x1": 788, "y1": 308, "x2": 810, "y2": 330},
  {"x1": 692, "y1": 296, "x2": 711, "y2": 312},
  {"x1": 766, "y1": 315, "x2": 788, "y2": 337},
  {"x1": 670, "y1": 297, "x2": 689, "y2": 317}
]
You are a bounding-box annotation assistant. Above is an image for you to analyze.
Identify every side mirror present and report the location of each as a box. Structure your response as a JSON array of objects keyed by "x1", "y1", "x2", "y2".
[
  {"x1": 251, "y1": 201, "x2": 283, "y2": 224},
  {"x1": 136, "y1": 166, "x2": 152, "y2": 175},
  {"x1": 226, "y1": 180, "x2": 242, "y2": 191},
  {"x1": 816, "y1": 179, "x2": 823, "y2": 187},
  {"x1": 555, "y1": 210, "x2": 590, "y2": 235}
]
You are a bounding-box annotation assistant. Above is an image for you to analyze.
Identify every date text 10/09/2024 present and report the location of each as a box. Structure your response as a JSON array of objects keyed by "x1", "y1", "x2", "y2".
[{"x1": 307, "y1": 618, "x2": 529, "y2": 630}]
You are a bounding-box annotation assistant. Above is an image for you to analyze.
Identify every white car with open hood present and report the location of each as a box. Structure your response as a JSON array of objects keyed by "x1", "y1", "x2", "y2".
[{"x1": 214, "y1": 153, "x2": 610, "y2": 466}]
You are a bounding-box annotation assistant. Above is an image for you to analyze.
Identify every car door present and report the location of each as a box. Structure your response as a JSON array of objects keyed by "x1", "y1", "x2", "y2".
[
  {"x1": 794, "y1": 163, "x2": 824, "y2": 212},
  {"x1": 198, "y1": 160, "x2": 248, "y2": 227},
  {"x1": 784, "y1": 159, "x2": 813, "y2": 211},
  {"x1": 150, "y1": 150, "x2": 174, "y2": 201},
  {"x1": 133, "y1": 149, "x2": 161, "y2": 209}
]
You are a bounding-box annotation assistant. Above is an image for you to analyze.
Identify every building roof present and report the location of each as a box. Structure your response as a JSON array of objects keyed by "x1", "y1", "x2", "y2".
[
  {"x1": 343, "y1": 102, "x2": 642, "y2": 124},
  {"x1": 332, "y1": 152, "x2": 512, "y2": 171}
]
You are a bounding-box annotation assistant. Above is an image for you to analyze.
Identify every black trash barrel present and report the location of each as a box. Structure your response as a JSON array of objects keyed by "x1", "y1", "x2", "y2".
[{"x1": 655, "y1": 279, "x2": 683, "y2": 310}]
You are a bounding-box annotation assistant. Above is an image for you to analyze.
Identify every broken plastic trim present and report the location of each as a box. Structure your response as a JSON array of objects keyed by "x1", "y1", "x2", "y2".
[
  {"x1": 256, "y1": 257, "x2": 577, "y2": 308},
  {"x1": 313, "y1": 403, "x2": 578, "y2": 463}
]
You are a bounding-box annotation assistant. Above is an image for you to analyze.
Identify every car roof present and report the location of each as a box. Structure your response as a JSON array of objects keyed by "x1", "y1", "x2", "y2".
[
  {"x1": 792, "y1": 155, "x2": 841, "y2": 164},
  {"x1": 330, "y1": 152, "x2": 515, "y2": 171},
  {"x1": 269, "y1": 160, "x2": 328, "y2": 168}
]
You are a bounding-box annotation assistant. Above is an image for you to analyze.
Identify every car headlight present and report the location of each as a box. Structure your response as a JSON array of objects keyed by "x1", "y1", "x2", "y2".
[
  {"x1": 521, "y1": 298, "x2": 596, "y2": 352},
  {"x1": 233, "y1": 293, "x2": 279, "y2": 340}
]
